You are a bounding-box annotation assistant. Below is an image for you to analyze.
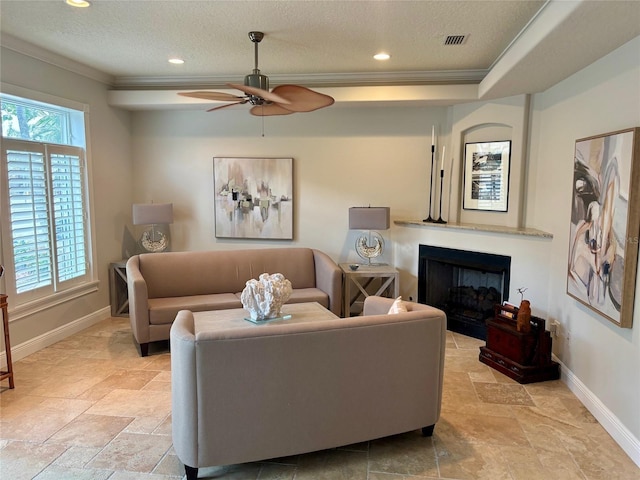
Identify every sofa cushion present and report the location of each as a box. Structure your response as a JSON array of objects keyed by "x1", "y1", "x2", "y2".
[
  {"x1": 388, "y1": 296, "x2": 408, "y2": 314},
  {"x1": 148, "y1": 294, "x2": 242, "y2": 325},
  {"x1": 139, "y1": 248, "x2": 317, "y2": 298},
  {"x1": 234, "y1": 288, "x2": 330, "y2": 311}
]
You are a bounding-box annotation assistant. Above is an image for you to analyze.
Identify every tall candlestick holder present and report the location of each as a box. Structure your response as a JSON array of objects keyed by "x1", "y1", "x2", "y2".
[
  {"x1": 435, "y1": 168, "x2": 447, "y2": 224},
  {"x1": 423, "y1": 144, "x2": 436, "y2": 222}
]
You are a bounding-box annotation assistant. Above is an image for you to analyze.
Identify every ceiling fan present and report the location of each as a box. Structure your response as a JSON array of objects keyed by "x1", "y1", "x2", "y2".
[{"x1": 179, "y1": 32, "x2": 334, "y2": 116}]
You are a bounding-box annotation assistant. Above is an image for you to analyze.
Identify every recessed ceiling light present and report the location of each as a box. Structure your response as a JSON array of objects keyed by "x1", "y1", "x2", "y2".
[
  {"x1": 373, "y1": 53, "x2": 390, "y2": 61},
  {"x1": 168, "y1": 58, "x2": 185, "y2": 65},
  {"x1": 65, "y1": 0, "x2": 91, "y2": 7}
]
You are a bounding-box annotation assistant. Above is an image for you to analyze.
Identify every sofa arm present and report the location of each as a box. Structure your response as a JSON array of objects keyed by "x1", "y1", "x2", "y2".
[
  {"x1": 126, "y1": 256, "x2": 151, "y2": 345},
  {"x1": 170, "y1": 311, "x2": 199, "y2": 470},
  {"x1": 312, "y1": 249, "x2": 343, "y2": 316}
]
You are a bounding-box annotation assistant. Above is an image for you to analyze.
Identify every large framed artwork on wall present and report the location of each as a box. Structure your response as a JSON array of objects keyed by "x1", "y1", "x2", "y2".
[
  {"x1": 213, "y1": 157, "x2": 293, "y2": 240},
  {"x1": 567, "y1": 128, "x2": 640, "y2": 328},
  {"x1": 463, "y1": 140, "x2": 511, "y2": 212}
]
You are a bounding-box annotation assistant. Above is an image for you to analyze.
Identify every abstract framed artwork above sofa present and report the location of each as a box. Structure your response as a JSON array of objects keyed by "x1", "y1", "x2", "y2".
[
  {"x1": 213, "y1": 156, "x2": 293, "y2": 239},
  {"x1": 567, "y1": 127, "x2": 640, "y2": 328}
]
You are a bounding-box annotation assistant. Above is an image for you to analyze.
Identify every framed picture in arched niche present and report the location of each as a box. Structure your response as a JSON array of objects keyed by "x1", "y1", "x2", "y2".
[
  {"x1": 462, "y1": 140, "x2": 511, "y2": 212},
  {"x1": 567, "y1": 127, "x2": 640, "y2": 328}
]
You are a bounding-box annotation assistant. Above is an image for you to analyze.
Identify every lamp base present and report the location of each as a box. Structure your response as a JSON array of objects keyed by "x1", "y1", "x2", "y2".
[
  {"x1": 355, "y1": 231, "x2": 384, "y2": 264},
  {"x1": 139, "y1": 227, "x2": 169, "y2": 253}
]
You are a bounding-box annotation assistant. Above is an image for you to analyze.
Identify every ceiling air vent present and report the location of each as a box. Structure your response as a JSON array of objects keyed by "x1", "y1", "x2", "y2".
[{"x1": 444, "y1": 35, "x2": 467, "y2": 45}]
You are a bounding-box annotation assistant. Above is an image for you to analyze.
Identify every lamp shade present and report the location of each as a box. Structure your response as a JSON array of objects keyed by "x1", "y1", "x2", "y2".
[
  {"x1": 132, "y1": 203, "x2": 173, "y2": 225},
  {"x1": 349, "y1": 207, "x2": 390, "y2": 230}
]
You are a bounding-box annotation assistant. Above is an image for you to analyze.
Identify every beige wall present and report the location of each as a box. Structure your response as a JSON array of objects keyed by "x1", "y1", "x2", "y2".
[
  {"x1": 130, "y1": 105, "x2": 449, "y2": 264},
  {"x1": 529, "y1": 36, "x2": 640, "y2": 449}
]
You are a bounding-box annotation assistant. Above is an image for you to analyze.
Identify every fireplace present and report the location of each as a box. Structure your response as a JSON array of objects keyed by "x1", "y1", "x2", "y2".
[{"x1": 418, "y1": 245, "x2": 511, "y2": 340}]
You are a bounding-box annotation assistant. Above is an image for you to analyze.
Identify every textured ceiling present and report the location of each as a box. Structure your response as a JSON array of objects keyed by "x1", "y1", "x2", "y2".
[
  {"x1": 0, "y1": 0, "x2": 545, "y2": 82},
  {"x1": 1, "y1": 0, "x2": 639, "y2": 104}
]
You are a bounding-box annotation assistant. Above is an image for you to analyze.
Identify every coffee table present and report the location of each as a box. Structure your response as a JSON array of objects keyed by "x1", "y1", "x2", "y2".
[{"x1": 192, "y1": 302, "x2": 338, "y2": 337}]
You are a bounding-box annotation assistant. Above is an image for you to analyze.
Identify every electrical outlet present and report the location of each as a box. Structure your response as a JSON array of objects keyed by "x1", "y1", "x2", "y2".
[{"x1": 548, "y1": 321, "x2": 558, "y2": 338}]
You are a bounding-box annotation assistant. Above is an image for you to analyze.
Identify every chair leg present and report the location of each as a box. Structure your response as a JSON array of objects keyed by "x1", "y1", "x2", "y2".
[
  {"x1": 185, "y1": 465, "x2": 198, "y2": 480},
  {"x1": 421, "y1": 424, "x2": 435, "y2": 437}
]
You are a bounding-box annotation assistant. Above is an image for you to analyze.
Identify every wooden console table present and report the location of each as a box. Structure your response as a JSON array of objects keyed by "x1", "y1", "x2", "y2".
[
  {"x1": 0, "y1": 294, "x2": 15, "y2": 389},
  {"x1": 109, "y1": 261, "x2": 129, "y2": 317},
  {"x1": 340, "y1": 263, "x2": 399, "y2": 317}
]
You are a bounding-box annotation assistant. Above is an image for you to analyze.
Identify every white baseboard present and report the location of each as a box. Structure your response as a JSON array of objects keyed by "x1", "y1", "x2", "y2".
[
  {"x1": 0, "y1": 306, "x2": 111, "y2": 367},
  {"x1": 555, "y1": 355, "x2": 640, "y2": 468}
]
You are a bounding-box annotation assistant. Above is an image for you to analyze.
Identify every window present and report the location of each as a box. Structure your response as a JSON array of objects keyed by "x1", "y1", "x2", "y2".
[{"x1": 1, "y1": 91, "x2": 96, "y2": 313}]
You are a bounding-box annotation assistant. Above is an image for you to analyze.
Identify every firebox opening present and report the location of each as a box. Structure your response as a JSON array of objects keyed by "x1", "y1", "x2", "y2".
[{"x1": 418, "y1": 245, "x2": 511, "y2": 340}]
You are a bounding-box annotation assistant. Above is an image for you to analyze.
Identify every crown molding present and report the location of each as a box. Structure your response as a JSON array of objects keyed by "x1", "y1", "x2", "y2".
[
  {"x1": 1, "y1": 33, "x2": 115, "y2": 86},
  {"x1": 1, "y1": 32, "x2": 486, "y2": 91},
  {"x1": 111, "y1": 70, "x2": 488, "y2": 90}
]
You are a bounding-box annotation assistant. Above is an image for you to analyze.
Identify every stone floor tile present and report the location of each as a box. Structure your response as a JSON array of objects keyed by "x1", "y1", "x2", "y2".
[
  {"x1": 52, "y1": 445, "x2": 103, "y2": 468},
  {"x1": 434, "y1": 440, "x2": 511, "y2": 480},
  {"x1": 473, "y1": 382, "x2": 535, "y2": 406},
  {"x1": 77, "y1": 369, "x2": 160, "y2": 400},
  {"x1": 256, "y1": 462, "x2": 297, "y2": 479},
  {"x1": 0, "y1": 440, "x2": 67, "y2": 480},
  {"x1": 33, "y1": 465, "x2": 113, "y2": 480},
  {"x1": 125, "y1": 415, "x2": 170, "y2": 434},
  {"x1": 437, "y1": 412, "x2": 530, "y2": 447},
  {"x1": 86, "y1": 388, "x2": 171, "y2": 418},
  {"x1": 46, "y1": 413, "x2": 133, "y2": 447},
  {"x1": 368, "y1": 431, "x2": 438, "y2": 477},
  {"x1": 86, "y1": 432, "x2": 172, "y2": 473},
  {"x1": 295, "y1": 449, "x2": 368, "y2": 479},
  {"x1": 153, "y1": 451, "x2": 185, "y2": 477}
]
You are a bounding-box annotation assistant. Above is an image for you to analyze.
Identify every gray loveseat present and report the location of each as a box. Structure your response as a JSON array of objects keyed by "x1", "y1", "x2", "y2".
[
  {"x1": 126, "y1": 247, "x2": 342, "y2": 356},
  {"x1": 170, "y1": 296, "x2": 447, "y2": 480}
]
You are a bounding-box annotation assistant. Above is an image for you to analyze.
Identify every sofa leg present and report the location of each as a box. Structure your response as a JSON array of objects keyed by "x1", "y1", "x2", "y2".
[
  {"x1": 138, "y1": 342, "x2": 149, "y2": 357},
  {"x1": 185, "y1": 465, "x2": 198, "y2": 480},
  {"x1": 421, "y1": 424, "x2": 435, "y2": 437}
]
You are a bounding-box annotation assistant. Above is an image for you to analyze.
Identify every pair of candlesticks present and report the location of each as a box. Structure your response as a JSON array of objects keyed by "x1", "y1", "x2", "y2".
[{"x1": 424, "y1": 143, "x2": 447, "y2": 224}]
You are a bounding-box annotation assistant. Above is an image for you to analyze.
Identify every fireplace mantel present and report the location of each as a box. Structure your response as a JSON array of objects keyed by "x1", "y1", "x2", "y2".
[{"x1": 394, "y1": 220, "x2": 553, "y2": 239}]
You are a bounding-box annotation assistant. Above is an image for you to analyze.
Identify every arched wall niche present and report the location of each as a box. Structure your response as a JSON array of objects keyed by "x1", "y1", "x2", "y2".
[{"x1": 447, "y1": 95, "x2": 529, "y2": 228}]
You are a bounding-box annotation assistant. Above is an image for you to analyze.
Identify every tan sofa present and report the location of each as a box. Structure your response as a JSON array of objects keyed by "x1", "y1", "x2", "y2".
[
  {"x1": 170, "y1": 296, "x2": 447, "y2": 480},
  {"x1": 126, "y1": 248, "x2": 342, "y2": 356}
]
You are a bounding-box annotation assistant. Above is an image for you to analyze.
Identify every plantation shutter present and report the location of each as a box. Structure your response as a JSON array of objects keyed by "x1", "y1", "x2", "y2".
[
  {"x1": 4, "y1": 140, "x2": 88, "y2": 296},
  {"x1": 50, "y1": 146, "x2": 87, "y2": 283},
  {"x1": 6, "y1": 146, "x2": 53, "y2": 294}
]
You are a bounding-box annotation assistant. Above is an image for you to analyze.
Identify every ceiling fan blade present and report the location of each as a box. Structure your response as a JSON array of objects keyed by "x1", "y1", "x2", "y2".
[
  {"x1": 270, "y1": 85, "x2": 335, "y2": 112},
  {"x1": 227, "y1": 83, "x2": 291, "y2": 105},
  {"x1": 250, "y1": 104, "x2": 294, "y2": 117},
  {"x1": 178, "y1": 91, "x2": 244, "y2": 102},
  {"x1": 206, "y1": 100, "x2": 247, "y2": 112}
]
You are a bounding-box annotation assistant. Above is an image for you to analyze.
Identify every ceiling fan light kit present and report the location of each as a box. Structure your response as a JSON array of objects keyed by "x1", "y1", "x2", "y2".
[{"x1": 179, "y1": 31, "x2": 334, "y2": 116}]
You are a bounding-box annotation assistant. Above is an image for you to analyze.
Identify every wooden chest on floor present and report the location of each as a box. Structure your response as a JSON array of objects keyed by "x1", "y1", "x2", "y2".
[{"x1": 479, "y1": 304, "x2": 560, "y2": 384}]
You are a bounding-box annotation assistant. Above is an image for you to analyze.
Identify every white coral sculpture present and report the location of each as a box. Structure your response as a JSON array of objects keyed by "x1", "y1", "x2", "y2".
[{"x1": 240, "y1": 273, "x2": 292, "y2": 321}]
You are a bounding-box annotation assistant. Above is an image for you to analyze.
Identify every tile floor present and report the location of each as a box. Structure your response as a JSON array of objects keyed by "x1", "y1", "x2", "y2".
[{"x1": 1, "y1": 316, "x2": 639, "y2": 480}]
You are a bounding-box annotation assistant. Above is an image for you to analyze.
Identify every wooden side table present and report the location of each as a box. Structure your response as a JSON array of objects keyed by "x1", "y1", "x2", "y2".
[
  {"x1": 109, "y1": 261, "x2": 129, "y2": 317},
  {"x1": 340, "y1": 264, "x2": 399, "y2": 317},
  {"x1": 0, "y1": 294, "x2": 15, "y2": 389}
]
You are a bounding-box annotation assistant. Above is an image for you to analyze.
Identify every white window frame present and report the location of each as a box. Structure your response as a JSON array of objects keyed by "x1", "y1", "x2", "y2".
[{"x1": 0, "y1": 85, "x2": 98, "y2": 320}]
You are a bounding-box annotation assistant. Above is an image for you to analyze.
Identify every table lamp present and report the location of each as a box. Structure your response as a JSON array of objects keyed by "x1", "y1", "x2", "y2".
[
  {"x1": 349, "y1": 207, "x2": 390, "y2": 265},
  {"x1": 132, "y1": 203, "x2": 173, "y2": 253}
]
